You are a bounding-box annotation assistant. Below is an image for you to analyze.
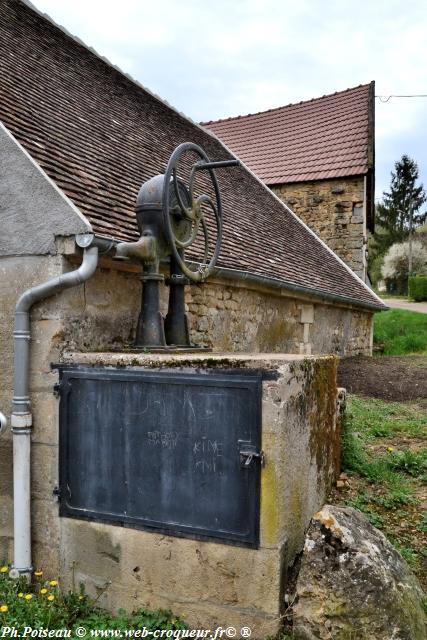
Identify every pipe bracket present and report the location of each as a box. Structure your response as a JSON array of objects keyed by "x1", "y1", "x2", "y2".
[
  {"x1": 9, "y1": 567, "x2": 33, "y2": 579},
  {"x1": 13, "y1": 331, "x2": 31, "y2": 340},
  {"x1": 11, "y1": 413, "x2": 32, "y2": 428}
]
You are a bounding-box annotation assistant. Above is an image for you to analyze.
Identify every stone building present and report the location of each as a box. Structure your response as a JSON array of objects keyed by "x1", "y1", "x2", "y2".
[
  {"x1": 203, "y1": 83, "x2": 375, "y2": 281},
  {"x1": 0, "y1": 0, "x2": 385, "y2": 635}
]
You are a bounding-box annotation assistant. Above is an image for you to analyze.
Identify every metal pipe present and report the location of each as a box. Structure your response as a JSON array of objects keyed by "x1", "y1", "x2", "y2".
[
  {"x1": 194, "y1": 159, "x2": 240, "y2": 171},
  {"x1": 10, "y1": 242, "x2": 99, "y2": 579}
]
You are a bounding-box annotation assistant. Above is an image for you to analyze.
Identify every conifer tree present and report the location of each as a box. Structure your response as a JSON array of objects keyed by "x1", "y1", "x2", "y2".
[{"x1": 375, "y1": 155, "x2": 426, "y2": 253}]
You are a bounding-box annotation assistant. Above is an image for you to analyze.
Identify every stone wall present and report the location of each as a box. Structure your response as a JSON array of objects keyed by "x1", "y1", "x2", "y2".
[
  {"x1": 186, "y1": 279, "x2": 372, "y2": 356},
  {"x1": 4, "y1": 256, "x2": 371, "y2": 359},
  {"x1": 0, "y1": 253, "x2": 372, "y2": 588},
  {"x1": 0, "y1": 251, "x2": 373, "y2": 635},
  {"x1": 41, "y1": 257, "x2": 373, "y2": 357},
  {"x1": 272, "y1": 176, "x2": 367, "y2": 279}
]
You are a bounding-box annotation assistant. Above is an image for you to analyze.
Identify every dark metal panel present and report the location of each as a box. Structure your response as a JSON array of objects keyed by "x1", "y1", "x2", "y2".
[{"x1": 59, "y1": 367, "x2": 262, "y2": 547}]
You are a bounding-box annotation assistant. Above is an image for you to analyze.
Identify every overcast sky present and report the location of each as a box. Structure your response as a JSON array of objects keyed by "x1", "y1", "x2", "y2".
[{"x1": 31, "y1": 0, "x2": 427, "y2": 201}]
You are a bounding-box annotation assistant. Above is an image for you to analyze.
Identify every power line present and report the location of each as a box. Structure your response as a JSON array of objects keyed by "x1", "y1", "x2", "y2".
[{"x1": 376, "y1": 94, "x2": 427, "y2": 102}]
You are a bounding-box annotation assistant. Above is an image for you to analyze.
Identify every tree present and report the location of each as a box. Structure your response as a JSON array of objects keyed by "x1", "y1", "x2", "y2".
[
  {"x1": 375, "y1": 155, "x2": 427, "y2": 253},
  {"x1": 381, "y1": 239, "x2": 427, "y2": 294}
]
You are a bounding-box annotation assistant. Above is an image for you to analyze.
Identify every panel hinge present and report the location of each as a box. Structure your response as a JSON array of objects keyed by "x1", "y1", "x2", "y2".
[
  {"x1": 239, "y1": 442, "x2": 265, "y2": 468},
  {"x1": 53, "y1": 383, "x2": 61, "y2": 398},
  {"x1": 52, "y1": 486, "x2": 61, "y2": 500}
]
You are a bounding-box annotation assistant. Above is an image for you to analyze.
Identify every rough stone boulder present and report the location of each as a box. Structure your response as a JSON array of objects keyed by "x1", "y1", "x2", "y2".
[{"x1": 292, "y1": 505, "x2": 426, "y2": 640}]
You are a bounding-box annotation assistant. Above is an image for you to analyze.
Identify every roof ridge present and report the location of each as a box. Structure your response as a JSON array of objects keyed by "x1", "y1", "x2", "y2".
[{"x1": 201, "y1": 83, "x2": 373, "y2": 126}]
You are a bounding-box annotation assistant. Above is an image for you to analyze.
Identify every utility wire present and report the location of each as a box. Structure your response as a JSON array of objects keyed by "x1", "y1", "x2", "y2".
[{"x1": 376, "y1": 94, "x2": 427, "y2": 102}]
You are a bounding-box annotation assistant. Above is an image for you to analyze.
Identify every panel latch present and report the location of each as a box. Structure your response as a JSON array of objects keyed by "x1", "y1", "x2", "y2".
[{"x1": 239, "y1": 443, "x2": 265, "y2": 468}]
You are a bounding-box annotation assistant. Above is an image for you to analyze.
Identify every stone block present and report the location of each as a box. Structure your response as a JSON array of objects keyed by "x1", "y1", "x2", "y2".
[
  {"x1": 0, "y1": 440, "x2": 13, "y2": 500},
  {"x1": 61, "y1": 518, "x2": 281, "y2": 612},
  {"x1": 0, "y1": 255, "x2": 64, "y2": 323},
  {"x1": 119, "y1": 586, "x2": 282, "y2": 638},
  {"x1": 303, "y1": 323, "x2": 310, "y2": 343},
  {"x1": 31, "y1": 392, "x2": 59, "y2": 445},
  {"x1": 300, "y1": 304, "x2": 314, "y2": 324},
  {"x1": 29, "y1": 320, "x2": 62, "y2": 392},
  {"x1": 32, "y1": 541, "x2": 60, "y2": 578},
  {"x1": 0, "y1": 494, "x2": 13, "y2": 540},
  {"x1": 31, "y1": 442, "x2": 58, "y2": 501},
  {"x1": 31, "y1": 498, "x2": 60, "y2": 547},
  {"x1": 0, "y1": 536, "x2": 13, "y2": 565}
]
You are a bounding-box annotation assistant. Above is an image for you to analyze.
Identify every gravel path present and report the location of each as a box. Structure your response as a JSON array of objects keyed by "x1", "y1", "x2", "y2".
[{"x1": 382, "y1": 298, "x2": 427, "y2": 314}]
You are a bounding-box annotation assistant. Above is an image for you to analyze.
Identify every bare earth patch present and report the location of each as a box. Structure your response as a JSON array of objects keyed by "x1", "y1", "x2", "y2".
[{"x1": 338, "y1": 355, "x2": 427, "y2": 401}]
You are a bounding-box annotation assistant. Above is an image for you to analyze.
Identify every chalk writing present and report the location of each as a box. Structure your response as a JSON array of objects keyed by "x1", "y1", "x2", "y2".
[
  {"x1": 193, "y1": 439, "x2": 223, "y2": 456},
  {"x1": 193, "y1": 437, "x2": 223, "y2": 474},
  {"x1": 147, "y1": 431, "x2": 178, "y2": 449},
  {"x1": 195, "y1": 459, "x2": 218, "y2": 473}
]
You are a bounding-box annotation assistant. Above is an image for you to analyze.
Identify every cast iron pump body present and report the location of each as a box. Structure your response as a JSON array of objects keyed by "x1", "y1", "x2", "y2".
[{"x1": 115, "y1": 142, "x2": 239, "y2": 349}]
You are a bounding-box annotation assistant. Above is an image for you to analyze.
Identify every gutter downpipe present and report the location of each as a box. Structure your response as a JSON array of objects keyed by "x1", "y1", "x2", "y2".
[{"x1": 10, "y1": 235, "x2": 99, "y2": 579}]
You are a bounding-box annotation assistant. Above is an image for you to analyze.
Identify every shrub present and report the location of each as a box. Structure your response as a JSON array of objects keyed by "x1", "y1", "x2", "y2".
[
  {"x1": 381, "y1": 240, "x2": 427, "y2": 294},
  {"x1": 409, "y1": 275, "x2": 427, "y2": 301}
]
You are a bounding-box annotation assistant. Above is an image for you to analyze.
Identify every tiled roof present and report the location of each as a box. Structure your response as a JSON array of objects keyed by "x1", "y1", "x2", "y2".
[
  {"x1": 0, "y1": 0, "x2": 384, "y2": 310},
  {"x1": 202, "y1": 84, "x2": 374, "y2": 184}
]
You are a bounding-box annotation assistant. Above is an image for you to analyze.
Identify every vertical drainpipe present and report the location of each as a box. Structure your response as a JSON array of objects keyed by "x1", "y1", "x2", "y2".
[{"x1": 9, "y1": 235, "x2": 99, "y2": 579}]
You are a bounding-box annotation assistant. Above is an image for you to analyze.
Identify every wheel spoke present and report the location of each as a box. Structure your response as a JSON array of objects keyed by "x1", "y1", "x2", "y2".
[
  {"x1": 172, "y1": 168, "x2": 193, "y2": 219},
  {"x1": 163, "y1": 142, "x2": 223, "y2": 282},
  {"x1": 201, "y1": 218, "x2": 210, "y2": 265}
]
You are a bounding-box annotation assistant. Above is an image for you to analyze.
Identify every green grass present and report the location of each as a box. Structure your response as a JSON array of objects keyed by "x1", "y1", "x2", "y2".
[
  {"x1": 0, "y1": 570, "x2": 185, "y2": 634},
  {"x1": 342, "y1": 397, "x2": 426, "y2": 485},
  {"x1": 345, "y1": 396, "x2": 426, "y2": 440},
  {"x1": 341, "y1": 396, "x2": 426, "y2": 583},
  {"x1": 374, "y1": 309, "x2": 427, "y2": 355},
  {"x1": 387, "y1": 449, "x2": 427, "y2": 477}
]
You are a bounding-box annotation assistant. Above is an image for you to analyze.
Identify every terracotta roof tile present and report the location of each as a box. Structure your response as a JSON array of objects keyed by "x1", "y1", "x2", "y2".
[
  {"x1": 202, "y1": 85, "x2": 373, "y2": 184},
  {"x1": 0, "y1": 0, "x2": 384, "y2": 310}
]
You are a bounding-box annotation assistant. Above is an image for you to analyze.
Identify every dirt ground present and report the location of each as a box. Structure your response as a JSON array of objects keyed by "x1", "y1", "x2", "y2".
[{"x1": 338, "y1": 355, "x2": 427, "y2": 402}]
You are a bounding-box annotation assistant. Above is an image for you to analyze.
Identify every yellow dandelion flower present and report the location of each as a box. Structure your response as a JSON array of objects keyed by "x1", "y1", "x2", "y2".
[
  {"x1": 49, "y1": 580, "x2": 58, "y2": 587},
  {"x1": 78, "y1": 596, "x2": 84, "y2": 600},
  {"x1": 40, "y1": 588, "x2": 48, "y2": 595},
  {"x1": 387, "y1": 447, "x2": 394, "y2": 452},
  {"x1": 0, "y1": 605, "x2": 8, "y2": 613},
  {"x1": 17, "y1": 593, "x2": 23, "y2": 598},
  {"x1": 0, "y1": 567, "x2": 8, "y2": 574},
  {"x1": 24, "y1": 594, "x2": 33, "y2": 601},
  {"x1": 47, "y1": 595, "x2": 55, "y2": 602},
  {"x1": 34, "y1": 570, "x2": 43, "y2": 577}
]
